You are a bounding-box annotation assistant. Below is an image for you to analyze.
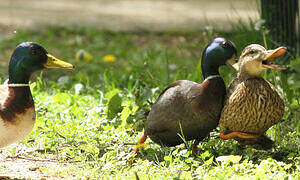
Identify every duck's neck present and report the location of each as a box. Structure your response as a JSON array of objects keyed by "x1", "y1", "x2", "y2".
[
  {"x1": 237, "y1": 68, "x2": 261, "y2": 82},
  {"x1": 237, "y1": 72, "x2": 249, "y2": 82},
  {"x1": 8, "y1": 57, "x2": 31, "y2": 84},
  {"x1": 1, "y1": 58, "x2": 34, "y2": 122},
  {"x1": 7, "y1": 62, "x2": 32, "y2": 111},
  {"x1": 201, "y1": 63, "x2": 220, "y2": 80}
]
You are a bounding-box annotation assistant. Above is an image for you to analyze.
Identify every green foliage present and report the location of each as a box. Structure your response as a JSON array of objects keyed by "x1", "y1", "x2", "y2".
[{"x1": 0, "y1": 26, "x2": 299, "y2": 178}]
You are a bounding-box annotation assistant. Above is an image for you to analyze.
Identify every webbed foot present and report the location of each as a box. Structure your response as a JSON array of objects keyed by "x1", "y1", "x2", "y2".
[{"x1": 220, "y1": 131, "x2": 260, "y2": 140}]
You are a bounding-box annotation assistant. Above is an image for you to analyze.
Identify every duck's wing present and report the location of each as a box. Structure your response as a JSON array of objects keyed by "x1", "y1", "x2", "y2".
[
  {"x1": 157, "y1": 80, "x2": 185, "y2": 99},
  {"x1": 145, "y1": 80, "x2": 198, "y2": 145}
]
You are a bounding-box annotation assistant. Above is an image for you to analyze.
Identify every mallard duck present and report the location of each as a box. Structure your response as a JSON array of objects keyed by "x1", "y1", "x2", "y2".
[
  {"x1": 219, "y1": 44, "x2": 286, "y2": 149},
  {"x1": 0, "y1": 42, "x2": 74, "y2": 148},
  {"x1": 135, "y1": 38, "x2": 237, "y2": 153}
]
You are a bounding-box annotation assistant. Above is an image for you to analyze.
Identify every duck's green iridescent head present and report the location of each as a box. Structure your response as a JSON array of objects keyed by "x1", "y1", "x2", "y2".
[
  {"x1": 8, "y1": 42, "x2": 74, "y2": 83},
  {"x1": 201, "y1": 37, "x2": 237, "y2": 79}
]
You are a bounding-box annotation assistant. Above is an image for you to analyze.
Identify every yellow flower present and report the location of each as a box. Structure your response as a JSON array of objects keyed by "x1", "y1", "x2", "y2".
[
  {"x1": 75, "y1": 49, "x2": 93, "y2": 62},
  {"x1": 103, "y1": 54, "x2": 116, "y2": 62}
]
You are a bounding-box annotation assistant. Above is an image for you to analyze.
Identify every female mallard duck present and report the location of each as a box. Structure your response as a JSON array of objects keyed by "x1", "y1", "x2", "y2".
[
  {"x1": 219, "y1": 44, "x2": 286, "y2": 149},
  {"x1": 0, "y1": 42, "x2": 74, "y2": 148},
  {"x1": 135, "y1": 38, "x2": 237, "y2": 153}
]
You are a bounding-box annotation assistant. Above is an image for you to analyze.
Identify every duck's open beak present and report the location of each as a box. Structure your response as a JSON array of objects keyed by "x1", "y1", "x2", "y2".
[
  {"x1": 44, "y1": 54, "x2": 75, "y2": 69},
  {"x1": 226, "y1": 53, "x2": 239, "y2": 72},
  {"x1": 262, "y1": 47, "x2": 286, "y2": 70}
]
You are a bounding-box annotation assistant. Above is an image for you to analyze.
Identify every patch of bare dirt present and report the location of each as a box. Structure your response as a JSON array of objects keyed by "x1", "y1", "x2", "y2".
[
  {"x1": 0, "y1": 0, "x2": 259, "y2": 36},
  {"x1": 0, "y1": 143, "x2": 80, "y2": 179}
]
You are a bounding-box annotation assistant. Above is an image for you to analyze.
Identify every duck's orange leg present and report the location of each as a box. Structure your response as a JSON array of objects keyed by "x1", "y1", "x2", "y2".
[
  {"x1": 220, "y1": 132, "x2": 259, "y2": 140},
  {"x1": 192, "y1": 139, "x2": 200, "y2": 154},
  {"x1": 134, "y1": 133, "x2": 147, "y2": 153}
]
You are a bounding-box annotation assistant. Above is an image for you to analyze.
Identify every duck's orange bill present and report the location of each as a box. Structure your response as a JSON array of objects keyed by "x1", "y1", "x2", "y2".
[
  {"x1": 264, "y1": 47, "x2": 287, "y2": 61},
  {"x1": 262, "y1": 47, "x2": 287, "y2": 70}
]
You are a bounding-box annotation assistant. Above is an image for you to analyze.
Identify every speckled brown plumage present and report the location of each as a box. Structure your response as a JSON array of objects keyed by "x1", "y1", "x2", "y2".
[
  {"x1": 220, "y1": 77, "x2": 284, "y2": 134},
  {"x1": 219, "y1": 44, "x2": 286, "y2": 147}
]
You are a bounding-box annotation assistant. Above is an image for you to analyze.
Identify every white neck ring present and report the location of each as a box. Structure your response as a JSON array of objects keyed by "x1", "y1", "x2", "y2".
[
  {"x1": 204, "y1": 75, "x2": 221, "y2": 81},
  {"x1": 0, "y1": 83, "x2": 30, "y2": 87}
]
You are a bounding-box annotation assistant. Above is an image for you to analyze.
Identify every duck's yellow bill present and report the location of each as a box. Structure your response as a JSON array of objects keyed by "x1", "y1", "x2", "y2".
[{"x1": 44, "y1": 54, "x2": 75, "y2": 69}]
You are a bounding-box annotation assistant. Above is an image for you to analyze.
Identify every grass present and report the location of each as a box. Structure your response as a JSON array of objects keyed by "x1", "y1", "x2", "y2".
[{"x1": 0, "y1": 25, "x2": 299, "y2": 178}]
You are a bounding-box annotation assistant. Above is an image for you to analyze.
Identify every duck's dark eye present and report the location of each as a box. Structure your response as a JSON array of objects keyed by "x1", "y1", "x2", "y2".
[
  {"x1": 30, "y1": 48, "x2": 38, "y2": 55},
  {"x1": 249, "y1": 50, "x2": 255, "y2": 54}
]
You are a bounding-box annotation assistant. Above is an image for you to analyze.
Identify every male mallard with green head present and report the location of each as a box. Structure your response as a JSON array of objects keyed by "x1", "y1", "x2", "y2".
[
  {"x1": 135, "y1": 38, "x2": 237, "y2": 153},
  {"x1": 0, "y1": 42, "x2": 74, "y2": 148},
  {"x1": 219, "y1": 44, "x2": 286, "y2": 149}
]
